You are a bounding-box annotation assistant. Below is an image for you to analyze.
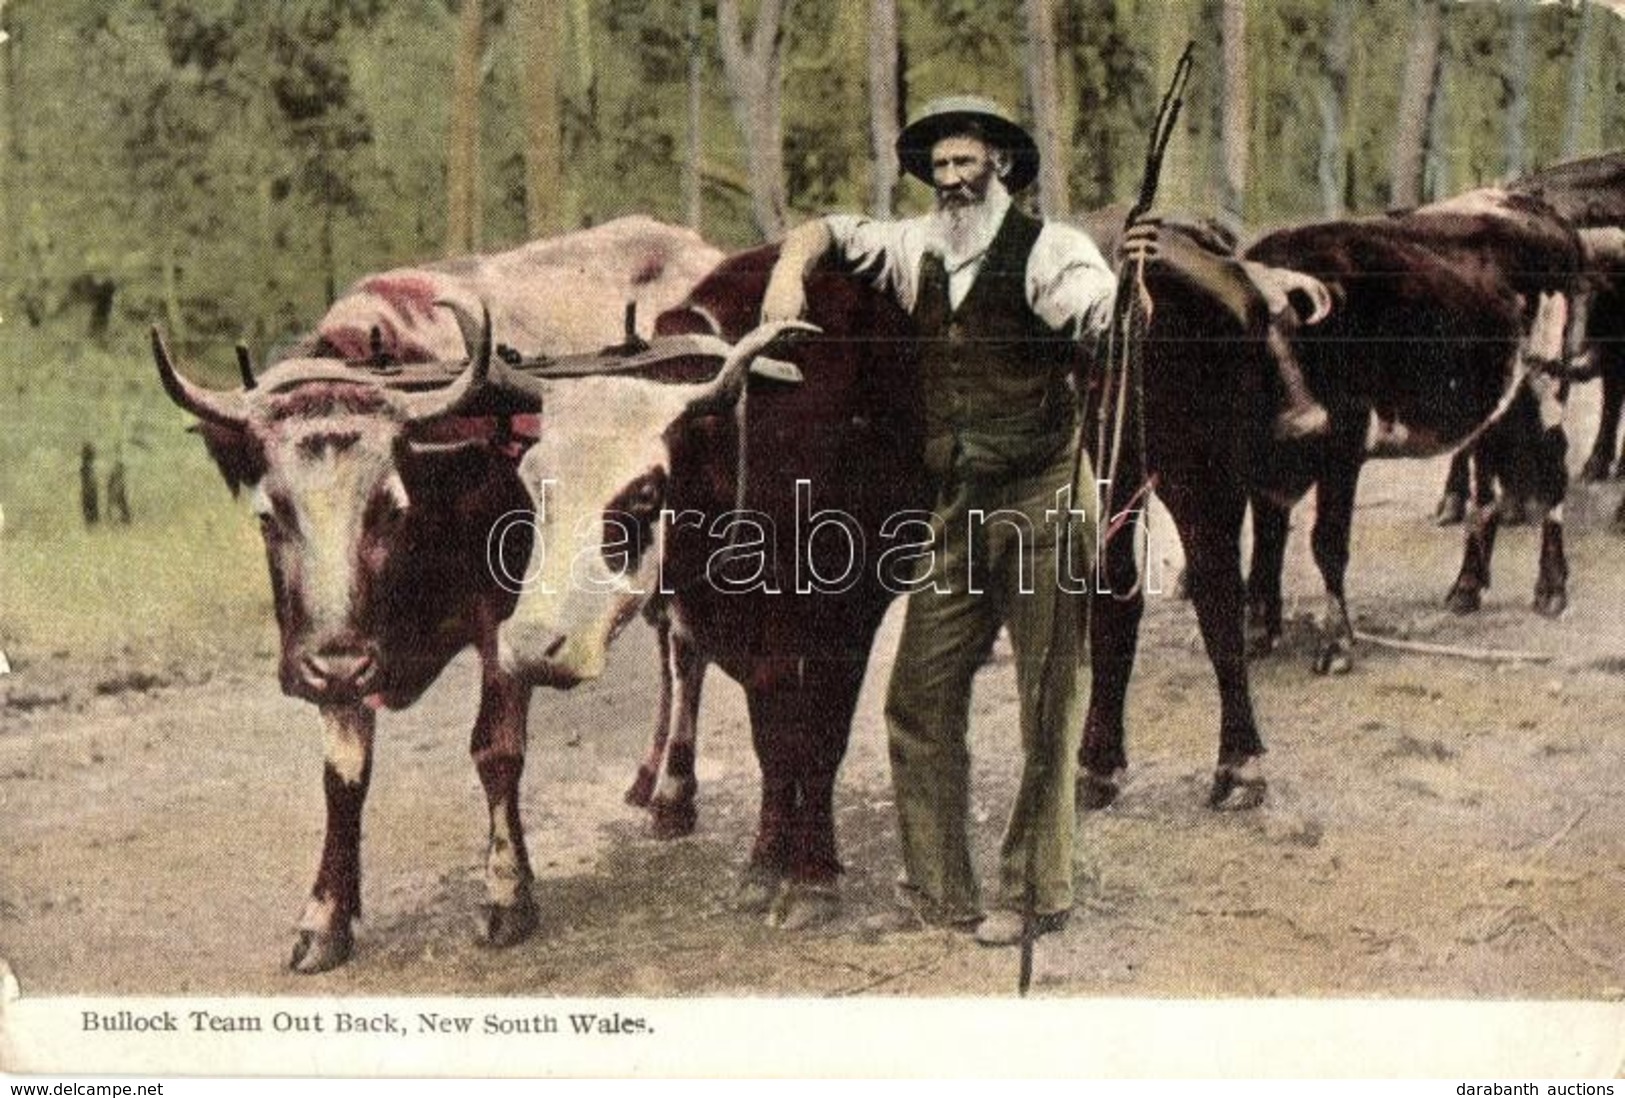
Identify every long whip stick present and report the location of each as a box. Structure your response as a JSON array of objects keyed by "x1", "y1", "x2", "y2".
[{"x1": 1018, "y1": 42, "x2": 1194, "y2": 997}]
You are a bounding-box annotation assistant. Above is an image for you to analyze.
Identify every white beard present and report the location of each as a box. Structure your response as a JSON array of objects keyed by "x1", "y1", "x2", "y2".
[{"x1": 927, "y1": 177, "x2": 1011, "y2": 268}]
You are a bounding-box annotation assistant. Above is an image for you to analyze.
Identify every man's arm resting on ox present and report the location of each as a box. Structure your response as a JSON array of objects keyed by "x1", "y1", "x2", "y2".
[{"x1": 761, "y1": 220, "x2": 834, "y2": 323}]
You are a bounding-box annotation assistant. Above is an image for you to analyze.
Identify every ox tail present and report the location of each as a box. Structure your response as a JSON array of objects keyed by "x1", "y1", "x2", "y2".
[{"x1": 1239, "y1": 261, "x2": 1333, "y2": 326}]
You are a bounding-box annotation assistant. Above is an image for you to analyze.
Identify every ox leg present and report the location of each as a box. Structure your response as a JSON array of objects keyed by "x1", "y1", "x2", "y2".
[
  {"x1": 766, "y1": 655, "x2": 869, "y2": 931},
  {"x1": 649, "y1": 624, "x2": 707, "y2": 839},
  {"x1": 291, "y1": 704, "x2": 374, "y2": 974},
  {"x1": 1079, "y1": 499, "x2": 1145, "y2": 810},
  {"x1": 1308, "y1": 469, "x2": 1359, "y2": 675},
  {"x1": 1435, "y1": 451, "x2": 1470, "y2": 525},
  {"x1": 1581, "y1": 373, "x2": 1623, "y2": 482},
  {"x1": 470, "y1": 672, "x2": 539, "y2": 949},
  {"x1": 625, "y1": 614, "x2": 673, "y2": 809},
  {"x1": 1160, "y1": 486, "x2": 1266, "y2": 810},
  {"x1": 1447, "y1": 502, "x2": 1500, "y2": 614},
  {"x1": 1535, "y1": 516, "x2": 1569, "y2": 618},
  {"x1": 1530, "y1": 416, "x2": 1570, "y2": 619},
  {"x1": 1244, "y1": 494, "x2": 1291, "y2": 657},
  {"x1": 734, "y1": 669, "x2": 799, "y2": 916}
]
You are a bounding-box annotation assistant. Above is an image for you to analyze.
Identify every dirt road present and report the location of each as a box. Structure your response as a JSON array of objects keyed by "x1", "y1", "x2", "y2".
[{"x1": 4, "y1": 444, "x2": 1625, "y2": 1001}]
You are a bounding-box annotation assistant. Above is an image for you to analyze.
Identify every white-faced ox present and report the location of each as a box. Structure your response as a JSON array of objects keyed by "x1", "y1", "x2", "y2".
[
  {"x1": 497, "y1": 250, "x2": 928, "y2": 929},
  {"x1": 152, "y1": 218, "x2": 722, "y2": 973}
]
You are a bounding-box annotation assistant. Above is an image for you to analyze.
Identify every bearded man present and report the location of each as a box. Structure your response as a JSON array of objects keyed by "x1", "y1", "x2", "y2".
[{"x1": 761, "y1": 96, "x2": 1116, "y2": 946}]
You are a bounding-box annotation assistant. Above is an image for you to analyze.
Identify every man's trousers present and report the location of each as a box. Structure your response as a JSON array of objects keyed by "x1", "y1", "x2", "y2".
[{"x1": 884, "y1": 445, "x2": 1095, "y2": 921}]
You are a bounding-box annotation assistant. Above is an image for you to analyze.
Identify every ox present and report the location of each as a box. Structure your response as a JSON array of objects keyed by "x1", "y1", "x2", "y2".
[
  {"x1": 496, "y1": 249, "x2": 926, "y2": 929},
  {"x1": 1506, "y1": 152, "x2": 1625, "y2": 487},
  {"x1": 1079, "y1": 197, "x2": 1579, "y2": 810},
  {"x1": 153, "y1": 218, "x2": 722, "y2": 972},
  {"x1": 1241, "y1": 191, "x2": 1581, "y2": 639}
]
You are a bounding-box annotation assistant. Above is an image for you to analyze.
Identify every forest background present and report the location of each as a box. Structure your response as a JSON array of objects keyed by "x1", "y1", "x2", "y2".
[
  {"x1": 3, "y1": 0, "x2": 1624, "y2": 362},
  {"x1": 1, "y1": 1, "x2": 1625, "y2": 671},
  {"x1": 0, "y1": 0, "x2": 1620, "y2": 711}
]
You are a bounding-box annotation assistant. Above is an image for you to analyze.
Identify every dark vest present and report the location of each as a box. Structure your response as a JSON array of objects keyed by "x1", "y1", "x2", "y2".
[{"x1": 913, "y1": 206, "x2": 1078, "y2": 480}]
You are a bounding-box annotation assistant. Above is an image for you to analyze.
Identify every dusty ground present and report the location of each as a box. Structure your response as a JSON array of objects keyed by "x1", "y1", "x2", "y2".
[{"x1": 4, "y1": 410, "x2": 1625, "y2": 1002}]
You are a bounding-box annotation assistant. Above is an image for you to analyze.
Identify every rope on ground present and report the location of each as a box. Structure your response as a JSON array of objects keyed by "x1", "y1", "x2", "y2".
[{"x1": 1352, "y1": 630, "x2": 1555, "y2": 664}]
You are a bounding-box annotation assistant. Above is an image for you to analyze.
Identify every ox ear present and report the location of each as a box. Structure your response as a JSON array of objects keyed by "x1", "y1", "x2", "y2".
[{"x1": 192, "y1": 420, "x2": 264, "y2": 498}]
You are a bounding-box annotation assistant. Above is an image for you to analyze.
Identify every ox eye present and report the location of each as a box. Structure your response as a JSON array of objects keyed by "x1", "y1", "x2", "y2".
[
  {"x1": 251, "y1": 486, "x2": 293, "y2": 540},
  {"x1": 364, "y1": 473, "x2": 410, "y2": 528},
  {"x1": 366, "y1": 490, "x2": 408, "y2": 531}
]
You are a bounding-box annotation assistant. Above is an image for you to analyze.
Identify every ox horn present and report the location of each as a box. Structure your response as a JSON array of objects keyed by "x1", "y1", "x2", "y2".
[
  {"x1": 400, "y1": 300, "x2": 493, "y2": 423},
  {"x1": 150, "y1": 327, "x2": 252, "y2": 428},
  {"x1": 235, "y1": 344, "x2": 258, "y2": 390},
  {"x1": 703, "y1": 320, "x2": 821, "y2": 406}
]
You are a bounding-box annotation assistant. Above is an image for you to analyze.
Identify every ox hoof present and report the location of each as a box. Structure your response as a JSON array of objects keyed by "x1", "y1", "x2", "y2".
[
  {"x1": 1246, "y1": 627, "x2": 1279, "y2": 660},
  {"x1": 649, "y1": 795, "x2": 697, "y2": 839},
  {"x1": 766, "y1": 883, "x2": 840, "y2": 931},
  {"x1": 624, "y1": 766, "x2": 657, "y2": 808},
  {"x1": 729, "y1": 867, "x2": 782, "y2": 915},
  {"x1": 1209, "y1": 760, "x2": 1267, "y2": 811},
  {"x1": 1077, "y1": 769, "x2": 1121, "y2": 811},
  {"x1": 478, "y1": 893, "x2": 540, "y2": 950},
  {"x1": 1533, "y1": 590, "x2": 1567, "y2": 619},
  {"x1": 289, "y1": 926, "x2": 353, "y2": 974},
  {"x1": 1312, "y1": 642, "x2": 1352, "y2": 676},
  {"x1": 1497, "y1": 496, "x2": 1531, "y2": 527},
  {"x1": 1444, "y1": 585, "x2": 1482, "y2": 615},
  {"x1": 1433, "y1": 492, "x2": 1466, "y2": 526}
]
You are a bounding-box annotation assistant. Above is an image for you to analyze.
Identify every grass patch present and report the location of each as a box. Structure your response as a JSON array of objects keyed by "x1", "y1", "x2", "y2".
[{"x1": 1, "y1": 328, "x2": 275, "y2": 673}]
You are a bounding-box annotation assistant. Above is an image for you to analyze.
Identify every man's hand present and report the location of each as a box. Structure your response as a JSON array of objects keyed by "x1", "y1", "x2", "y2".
[
  {"x1": 1117, "y1": 217, "x2": 1161, "y2": 266},
  {"x1": 761, "y1": 265, "x2": 809, "y2": 323},
  {"x1": 760, "y1": 220, "x2": 834, "y2": 324}
]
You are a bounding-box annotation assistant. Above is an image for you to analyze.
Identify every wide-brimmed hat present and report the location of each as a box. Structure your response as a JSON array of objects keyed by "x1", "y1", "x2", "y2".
[{"x1": 896, "y1": 95, "x2": 1039, "y2": 192}]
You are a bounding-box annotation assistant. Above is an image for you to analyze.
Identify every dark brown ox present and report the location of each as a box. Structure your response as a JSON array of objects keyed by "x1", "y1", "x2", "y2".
[
  {"x1": 1506, "y1": 152, "x2": 1625, "y2": 489},
  {"x1": 153, "y1": 218, "x2": 723, "y2": 973},
  {"x1": 496, "y1": 249, "x2": 926, "y2": 928},
  {"x1": 1241, "y1": 191, "x2": 1582, "y2": 640},
  {"x1": 1079, "y1": 196, "x2": 1580, "y2": 810}
]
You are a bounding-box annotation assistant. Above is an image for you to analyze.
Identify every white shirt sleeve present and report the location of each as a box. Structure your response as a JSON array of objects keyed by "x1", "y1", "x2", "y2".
[
  {"x1": 823, "y1": 214, "x2": 932, "y2": 313},
  {"x1": 1027, "y1": 221, "x2": 1118, "y2": 340}
]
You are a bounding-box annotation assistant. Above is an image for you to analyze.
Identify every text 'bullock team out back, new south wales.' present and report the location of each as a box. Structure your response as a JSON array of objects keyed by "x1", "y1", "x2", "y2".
[{"x1": 146, "y1": 77, "x2": 1625, "y2": 975}]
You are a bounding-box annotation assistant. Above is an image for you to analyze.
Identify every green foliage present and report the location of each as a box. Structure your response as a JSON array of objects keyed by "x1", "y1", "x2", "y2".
[
  {"x1": 2, "y1": 0, "x2": 1622, "y2": 352},
  {"x1": 3, "y1": 0, "x2": 1623, "y2": 665}
]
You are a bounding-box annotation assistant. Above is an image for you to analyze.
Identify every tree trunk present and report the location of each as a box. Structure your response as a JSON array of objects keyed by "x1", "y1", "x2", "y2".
[
  {"x1": 866, "y1": 0, "x2": 901, "y2": 217},
  {"x1": 253, "y1": 7, "x2": 277, "y2": 348},
  {"x1": 1219, "y1": 0, "x2": 1248, "y2": 226},
  {"x1": 523, "y1": 0, "x2": 565, "y2": 236},
  {"x1": 717, "y1": 0, "x2": 792, "y2": 240},
  {"x1": 1150, "y1": 0, "x2": 1196, "y2": 213},
  {"x1": 1023, "y1": 0, "x2": 1069, "y2": 217},
  {"x1": 1425, "y1": 44, "x2": 1450, "y2": 200},
  {"x1": 1315, "y1": 2, "x2": 1351, "y2": 217},
  {"x1": 0, "y1": 1, "x2": 16, "y2": 319},
  {"x1": 446, "y1": 0, "x2": 485, "y2": 256},
  {"x1": 565, "y1": 0, "x2": 595, "y2": 226},
  {"x1": 1390, "y1": 0, "x2": 1442, "y2": 209},
  {"x1": 685, "y1": 0, "x2": 704, "y2": 230},
  {"x1": 1504, "y1": 0, "x2": 1532, "y2": 179},
  {"x1": 161, "y1": 232, "x2": 185, "y2": 342},
  {"x1": 1561, "y1": 0, "x2": 1597, "y2": 161}
]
